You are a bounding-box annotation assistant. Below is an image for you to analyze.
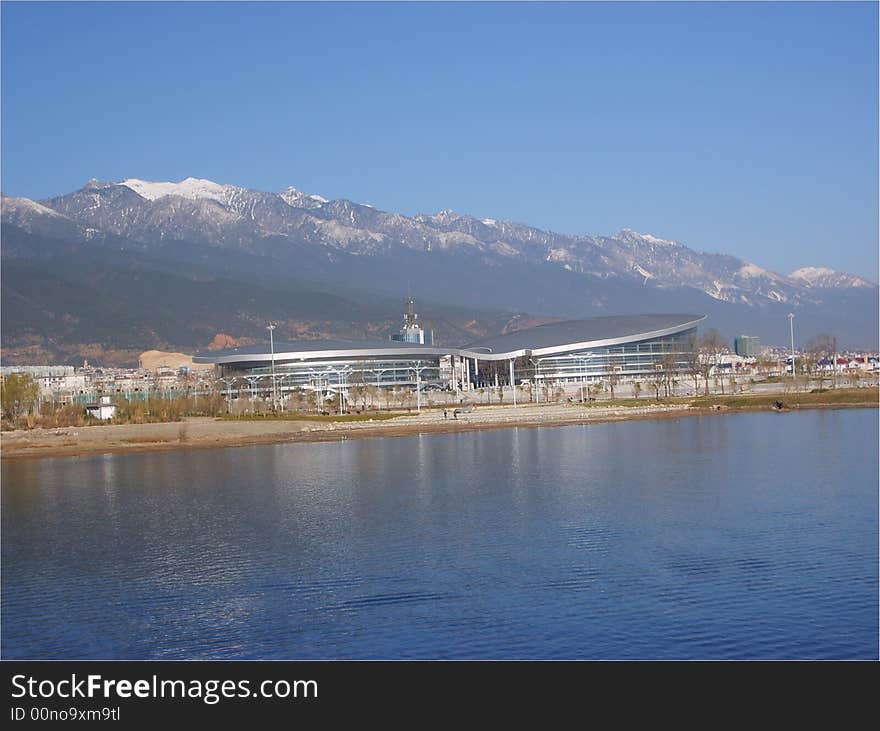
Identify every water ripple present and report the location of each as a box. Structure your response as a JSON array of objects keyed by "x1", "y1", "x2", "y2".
[{"x1": 2, "y1": 409, "x2": 877, "y2": 659}]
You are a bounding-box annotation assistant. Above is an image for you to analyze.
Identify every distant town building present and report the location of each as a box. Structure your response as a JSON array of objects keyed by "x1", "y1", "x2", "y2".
[
  {"x1": 37, "y1": 373, "x2": 87, "y2": 398},
  {"x1": 390, "y1": 296, "x2": 433, "y2": 345},
  {"x1": 0, "y1": 365, "x2": 75, "y2": 378},
  {"x1": 734, "y1": 335, "x2": 761, "y2": 358}
]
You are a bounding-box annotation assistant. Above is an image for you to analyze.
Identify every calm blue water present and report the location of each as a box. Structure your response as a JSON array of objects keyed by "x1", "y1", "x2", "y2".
[{"x1": 2, "y1": 409, "x2": 877, "y2": 659}]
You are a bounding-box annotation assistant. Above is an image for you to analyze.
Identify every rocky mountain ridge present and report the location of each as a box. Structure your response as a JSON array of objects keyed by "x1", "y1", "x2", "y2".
[{"x1": 1, "y1": 177, "x2": 877, "y2": 360}]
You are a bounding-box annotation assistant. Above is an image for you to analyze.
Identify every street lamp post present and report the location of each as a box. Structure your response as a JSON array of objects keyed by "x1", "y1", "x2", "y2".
[
  {"x1": 375, "y1": 368, "x2": 392, "y2": 410},
  {"x1": 245, "y1": 375, "x2": 260, "y2": 405},
  {"x1": 581, "y1": 360, "x2": 586, "y2": 403},
  {"x1": 408, "y1": 363, "x2": 428, "y2": 413},
  {"x1": 532, "y1": 360, "x2": 541, "y2": 403},
  {"x1": 339, "y1": 370, "x2": 345, "y2": 416},
  {"x1": 509, "y1": 358, "x2": 517, "y2": 407},
  {"x1": 574, "y1": 354, "x2": 595, "y2": 402},
  {"x1": 219, "y1": 376, "x2": 237, "y2": 413},
  {"x1": 267, "y1": 323, "x2": 278, "y2": 411},
  {"x1": 788, "y1": 313, "x2": 796, "y2": 387}
]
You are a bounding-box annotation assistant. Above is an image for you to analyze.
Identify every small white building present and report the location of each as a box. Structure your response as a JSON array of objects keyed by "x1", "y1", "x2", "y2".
[{"x1": 85, "y1": 396, "x2": 116, "y2": 420}]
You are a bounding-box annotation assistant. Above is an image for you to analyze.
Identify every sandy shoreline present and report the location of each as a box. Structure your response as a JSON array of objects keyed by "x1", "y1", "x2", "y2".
[{"x1": 2, "y1": 398, "x2": 876, "y2": 461}]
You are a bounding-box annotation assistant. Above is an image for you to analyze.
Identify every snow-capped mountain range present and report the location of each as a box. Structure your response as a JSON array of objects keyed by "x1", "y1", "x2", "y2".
[
  {"x1": 2, "y1": 176, "x2": 877, "y2": 352},
  {"x1": 4, "y1": 176, "x2": 872, "y2": 304}
]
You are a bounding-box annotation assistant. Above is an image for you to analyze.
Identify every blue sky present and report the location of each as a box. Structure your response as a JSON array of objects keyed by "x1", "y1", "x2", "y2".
[{"x1": 2, "y1": 1, "x2": 877, "y2": 279}]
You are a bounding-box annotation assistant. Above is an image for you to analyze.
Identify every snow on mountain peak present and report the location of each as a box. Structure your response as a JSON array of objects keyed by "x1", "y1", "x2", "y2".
[
  {"x1": 791, "y1": 266, "x2": 835, "y2": 280},
  {"x1": 429, "y1": 209, "x2": 464, "y2": 223},
  {"x1": 738, "y1": 262, "x2": 773, "y2": 279},
  {"x1": 616, "y1": 228, "x2": 681, "y2": 247},
  {"x1": 279, "y1": 186, "x2": 328, "y2": 209},
  {"x1": 1, "y1": 194, "x2": 64, "y2": 218},
  {"x1": 789, "y1": 267, "x2": 874, "y2": 289},
  {"x1": 119, "y1": 177, "x2": 234, "y2": 203}
]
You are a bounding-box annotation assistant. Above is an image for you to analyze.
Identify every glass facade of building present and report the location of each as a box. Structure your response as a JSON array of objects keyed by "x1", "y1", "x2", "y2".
[
  {"x1": 524, "y1": 329, "x2": 697, "y2": 385},
  {"x1": 218, "y1": 357, "x2": 444, "y2": 392}
]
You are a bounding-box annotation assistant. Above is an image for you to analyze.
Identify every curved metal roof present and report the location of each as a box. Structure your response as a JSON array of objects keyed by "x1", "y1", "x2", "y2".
[
  {"x1": 193, "y1": 314, "x2": 706, "y2": 365},
  {"x1": 193, "y1": 338, "x2": 457, "y2": 365},
  {"x1": 463, "y1": 314, "x2": 705, "y2": 360}
]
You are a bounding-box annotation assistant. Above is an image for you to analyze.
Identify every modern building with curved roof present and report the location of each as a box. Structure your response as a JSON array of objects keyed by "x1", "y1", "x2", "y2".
[
  {"x1": 461, "y1": 313, "x2": 705, "y2": 390},
  {"x1": 193, "y1": 311, "x2": 705, "y2": 401},
  {"x1": 463, "y1": 314, "x2": 705, "y2": 359}
]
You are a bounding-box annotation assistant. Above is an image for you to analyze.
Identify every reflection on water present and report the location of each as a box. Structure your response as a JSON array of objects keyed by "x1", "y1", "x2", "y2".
[{"x1": 2, "y1": 409, "x2": 877, "y2": 659}]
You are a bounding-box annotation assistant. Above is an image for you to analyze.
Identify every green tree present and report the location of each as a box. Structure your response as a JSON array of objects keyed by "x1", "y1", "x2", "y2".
[{"x1": 1, "y1": 373, "x2": 40, "y2": 420}]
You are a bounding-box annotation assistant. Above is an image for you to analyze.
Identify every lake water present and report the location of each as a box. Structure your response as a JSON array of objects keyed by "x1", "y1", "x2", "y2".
[{"x1": 2, "y1": 409, "x2": 877, "y2": 659}]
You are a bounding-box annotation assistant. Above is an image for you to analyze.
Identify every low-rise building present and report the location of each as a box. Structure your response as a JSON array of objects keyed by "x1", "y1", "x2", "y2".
[{"x1": 85, "y1": 396, "x2": 116, "y2": 420}]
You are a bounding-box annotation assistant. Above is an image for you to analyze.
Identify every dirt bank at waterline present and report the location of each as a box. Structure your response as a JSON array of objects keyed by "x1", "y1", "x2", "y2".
[{"x1": 2, "y1": 390, "x2": 877, "y2": 460}]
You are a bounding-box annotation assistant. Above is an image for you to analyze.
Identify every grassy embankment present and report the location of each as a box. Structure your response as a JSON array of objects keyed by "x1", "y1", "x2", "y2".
[
  {"x1": 224, "y1": 387, "x2": 878, "y2": 420},
  {"x1": 688, "y1": 388, "x2": 878, "y2": 408},
  {"x1": 578, "y1": 387, "x2": 878, "y2": 410}
]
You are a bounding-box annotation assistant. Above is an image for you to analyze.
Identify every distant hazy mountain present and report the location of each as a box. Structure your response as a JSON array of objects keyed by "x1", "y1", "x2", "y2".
[{"x1": 1, "y1": 177, "x2": 877, "y2": 364}]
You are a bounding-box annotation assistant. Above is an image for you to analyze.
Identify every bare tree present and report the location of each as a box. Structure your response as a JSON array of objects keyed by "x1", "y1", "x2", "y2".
[
  {"x1": 756, "y1": 357, "x2": 775, "y2": 379},
  {"x1": 806, "y1": 334, "x2": 837, "y2": 389},
  {"x1": 700, "y1": 329, "x2": 727, "y2": 395},
  {"x1": 348, "y1": 365, "x2": 368, "y2": 410},
  {"x1": 847, "y1": 368, "x2": 861, "y2": 388},
  {"x1": 684, "y1": 336, "x2": 702, "y2": 395},
  {"x1": 660, "y1": 349, "x2": 680, "y2": 398},
  {"x1": 796, "y1": 351, "x2": 814, "y2": 391},
  {"x1": 554, "y1": 383, "x2": 565, "y2": 402},
  {"x1": 395, "y1": 387, "x2": 410, "y2": 409},
  {"x1": 649, "y1": 366, "x2": 665, "y2": 399}
]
